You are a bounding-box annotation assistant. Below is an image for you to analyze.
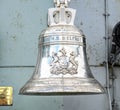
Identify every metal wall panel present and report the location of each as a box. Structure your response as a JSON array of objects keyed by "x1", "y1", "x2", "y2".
[
  {"x1": 109, "y1": 0, "x2": 120, "y2": 33},
  {"x1": 0, "y1": 0, "x2": 53, "y2": 66},
  {"x1": 0, "y1": 0, "x2": 120, "y2": 110}
]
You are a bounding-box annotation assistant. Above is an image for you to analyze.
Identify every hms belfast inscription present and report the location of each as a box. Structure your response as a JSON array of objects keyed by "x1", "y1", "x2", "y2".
[{"x1": 41, "y1": 35, "x2": 83, "y2": 45}]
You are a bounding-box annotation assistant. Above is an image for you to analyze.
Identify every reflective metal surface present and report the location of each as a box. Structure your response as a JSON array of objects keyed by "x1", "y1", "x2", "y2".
[{"x1": 19, "y1": 0, "x2": 104, "y2": 95}]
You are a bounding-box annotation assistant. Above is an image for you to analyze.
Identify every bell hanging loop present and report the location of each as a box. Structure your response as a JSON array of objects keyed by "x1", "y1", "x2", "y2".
[
  {"x1": 19, "y1": 0, "x2": 104, "y2": 95},
  {"x1": 54, "y1": 0, "x2": 71, "y2": 7}
]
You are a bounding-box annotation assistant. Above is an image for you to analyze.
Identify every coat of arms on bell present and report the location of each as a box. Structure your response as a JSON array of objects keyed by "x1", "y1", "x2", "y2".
[{"x1": 50, "y1": 47, "x2": 78, "y2": 75}]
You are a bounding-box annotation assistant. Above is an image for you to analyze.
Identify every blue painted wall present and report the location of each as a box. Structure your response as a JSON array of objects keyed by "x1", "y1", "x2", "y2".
[{"x1": 0, "y1": 0, "x2": 120, "y2": 110}]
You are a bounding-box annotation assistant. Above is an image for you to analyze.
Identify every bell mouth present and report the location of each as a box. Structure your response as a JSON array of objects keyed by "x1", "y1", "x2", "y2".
[{"x1": 19, "y1": 77, "x2": 105, "y2": 95}]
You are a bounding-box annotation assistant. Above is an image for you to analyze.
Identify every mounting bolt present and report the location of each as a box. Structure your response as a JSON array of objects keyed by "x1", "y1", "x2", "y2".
[{"x1": 103, "y1": 13, "x2": 110, "y2": 16}]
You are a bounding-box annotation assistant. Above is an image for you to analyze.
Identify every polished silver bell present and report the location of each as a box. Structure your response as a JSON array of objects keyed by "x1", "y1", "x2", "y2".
[{"x1": 19, "y1": 0, "x2": 104, "y2": 95}]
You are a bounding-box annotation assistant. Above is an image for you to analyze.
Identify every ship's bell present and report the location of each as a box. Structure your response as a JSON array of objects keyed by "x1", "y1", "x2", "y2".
[{"x1": 19, "y1": 0, "x2": 104, "y2": 95}]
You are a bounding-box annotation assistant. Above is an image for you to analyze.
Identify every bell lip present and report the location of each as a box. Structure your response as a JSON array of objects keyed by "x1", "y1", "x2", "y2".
[
  {"x1": 19, "y1": 92, "x2": 105, "y2": 96},
  {"x1": 19, "y1": 88, "x2": 105, "y2": 95},
  {"x1": 19, "y1": 77, "x2": 105, "y2": 96}
]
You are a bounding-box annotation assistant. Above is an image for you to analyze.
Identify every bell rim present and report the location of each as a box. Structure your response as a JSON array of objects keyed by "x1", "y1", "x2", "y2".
[{"x1": 19, "y1": 77, "x2": 105, "y2": 95}]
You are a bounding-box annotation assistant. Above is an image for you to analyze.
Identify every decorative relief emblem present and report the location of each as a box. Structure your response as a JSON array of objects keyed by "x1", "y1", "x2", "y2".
[{"x1": 49, "y1": 47, "x2": 78, "y2": 75}]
